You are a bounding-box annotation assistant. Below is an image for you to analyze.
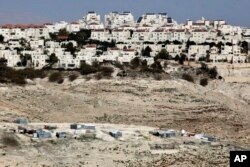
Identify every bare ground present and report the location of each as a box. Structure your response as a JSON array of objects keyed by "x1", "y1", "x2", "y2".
[{"x1": 0, "y1": 77, "x2": 249, "y2": 166}]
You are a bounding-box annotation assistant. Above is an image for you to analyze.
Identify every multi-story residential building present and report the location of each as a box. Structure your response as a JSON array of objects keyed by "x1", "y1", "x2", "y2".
[
  {"x1": 137, "y1": 13, "x2": 169, "y2": 27},
  {"x1": 79, "y1": 12, "x2": 104, "y2": 30},
  {"x1": 0, "y1": 12, "x2": 249, "y2": 67},
  {"x1": 166, "y1": 44, "x2": 185, "y2": 58},
  {"x1": 118, "y1": 48, "x2": 137, "y2": 63},
  {"x1": 44, "y1": 21, "x2": 68, "y2": 33},
  {"x1": 105, "y1": 12, "x2": 135, "y2": 29},
  {"x1": 111, "y1": 29, "x2": 131, "y2": 42},
  {"x1": 30, "y1": 40, "x2": 44, "y2": 49},
  {"x1": 132, "y1": 29, "x2": 150, "y2": 42},
  {"x1": 190, "y1": 29, "x2": 211, "y2": 43},
  {"x1": 172, "y1": 29, "x2": 190, "y2": 42},
  {"x1": 149, "y1": 28, "x2": 169, "y2": 42},
  {"x1": 66, "y1": 22, "x2": 81, "y2": 33},
  {"x1": 91, "y1": 29, "x2": 111, "y2": 41},
  {"x1": 188, "y1": 45, "x2": 210, "y2": 60}
]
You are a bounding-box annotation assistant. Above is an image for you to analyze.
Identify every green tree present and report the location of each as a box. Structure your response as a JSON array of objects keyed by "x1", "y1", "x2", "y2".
[
  {"x1": 186, "y1": 40, "x2": 196, "y2": 50},
  {"x1": 241, "y1": 41, "x2": 248, "y2": 54},
  {"x1": 179, "y1": 54, "x2": 186, "y2": 65},
  {"x1": 0, "y1": 58, "x2": 7, "y2": 67},
  {"x1": 154, "y1": 49, "x2": 170, "y2": 61},
  {"x1": 0, "y1": 35, "x2": 4, "y2": 43},
  {"x1": 174, "y1": 55, "x2": 180, "y2": 62},
  {"x1": 68, "y1": 29, "x2": 91, "y2": 45},
  {"x1": 216, "y1": 42, "x2": 224, "y2": 54},
  {"x1": 46, "y1": 53, "x2": 58, "y2": 68},
  {"x1": 20, "y1": 54, "x2": 32, "y2": 67},
  {"x1": 65, "y1": 42, "x2": 77, "y2": 56},
  {"x1": 58, "y1": 28, "x2": 69, "y2": 36},
  {"x1": 141, "y1": 46, "x2": 152, "y2": 57},
  {"x1": 130, "y1": 57, "x2": 140, "y2": 69}
]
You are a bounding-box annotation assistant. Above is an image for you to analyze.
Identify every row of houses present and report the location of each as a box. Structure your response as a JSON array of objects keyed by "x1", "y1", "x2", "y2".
[
  {"x1": 0, "y1": 12, "x2": 249, "y2": 69},
  {"x1": 0, "y1": 39, "x2": 248, "y2": 69}
]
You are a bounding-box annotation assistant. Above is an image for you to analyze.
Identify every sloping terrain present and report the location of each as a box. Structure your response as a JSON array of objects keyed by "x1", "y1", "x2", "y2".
[
  {"x1": 0, "y1": 77, "x2": 249, "y2": 166},
  {"x1": 0, "y1": 78, "x2": 249, "y2": 144}
]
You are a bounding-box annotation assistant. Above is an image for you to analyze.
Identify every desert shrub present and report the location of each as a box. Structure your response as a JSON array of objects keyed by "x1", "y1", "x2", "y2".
[
  {"x1": 84, "y1": 75, "x2": 92, "y2": 81},
  {"x1": 100, "y1": 66, "x2": 114, "y2": 77},
  {"x1": 218, "y1": 76, "x2": 223, "y2": 80},
  {"x1": 153, "y1": 74, "x2": 162, "y2": 81},
  {"x1": 179, "y1": 54, "x2": 186, "y2": 65},
  {"x1": 130, "y1": 57, "x2": 140, "y2": 69},
  {"x1": 114, "y1": 61, "x2": 124, "y2": 70},
  {"x1": 92, "y1": 61, "x2": 100, "y2": 70},
  {"x1": 49, "y1": 72, "x2": 63, "y2": 83},
  {"x1": 19, "y1": 68, "x2": 47, "y2": 79},
  {"x1": 80, "y1": 62, "x2": 98, "y2": 75},
  {"x1": 208, "y1": 67, "x2": 218, "y2": 79},
  {"x1": 150, "y1": 61, "x2": 163, "y2": 73},
  {"x1": 182, "y1": 74, "x2": 194, "y2": 83},
  {"x1": 2, "y1": 134, "x2": 19, "y2": 147},
  {"x1": 200, "y1": 78, "x2": 208, "y2": 86},
  {"x1": 94, "y1": 73, "x2": 102, "y2": 80},
  {"x1": 57, "y1": 78, "x2": 64, "y2": 84},
  {"x1": 68, "y1": 74, "x2": 78, "y2": 82},
  {"x1": 0, "y1": 65, "x2": 26, "y2": 85}
]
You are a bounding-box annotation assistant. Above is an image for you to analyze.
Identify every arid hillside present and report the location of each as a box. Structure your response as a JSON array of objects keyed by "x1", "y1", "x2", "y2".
[{"x1": 0, "y1": 77, "x2": 249, "y2": 145}]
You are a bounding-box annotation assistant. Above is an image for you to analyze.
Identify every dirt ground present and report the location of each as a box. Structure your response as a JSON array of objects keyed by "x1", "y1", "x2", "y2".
[{"x1": 0, "y1": 77, "x2": 249, "y2": 166}]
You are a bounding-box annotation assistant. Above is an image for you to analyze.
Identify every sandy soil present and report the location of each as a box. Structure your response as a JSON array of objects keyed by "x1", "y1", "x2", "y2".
[{"x1": 0, "y1": 77, "x2": 249, "y2": 166}]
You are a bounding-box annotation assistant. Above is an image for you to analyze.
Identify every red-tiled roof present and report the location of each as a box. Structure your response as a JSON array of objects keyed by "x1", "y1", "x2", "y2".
[
  {"x1": 85, "y1": 44, "x2": 97, "y2": 48},
  {"x1": 123, "y1": 48, "x2": 135, "y2": 52}
]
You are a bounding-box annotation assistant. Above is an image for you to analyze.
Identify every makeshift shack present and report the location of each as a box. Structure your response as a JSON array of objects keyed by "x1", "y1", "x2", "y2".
[
  {"x1": 56, "y1": 132, "x2": 67, "y2": 138},
  {"x1": 70, "y1": 123, "x2": 82, "y2": 130},
  {"x1": 109, "y1": 130, "x2": 122, "y2": 139},
  {"x1": 150, "y1": 129, "x2": 176, "y2": 138},
  {"x1": 34, "y1": 129, "x2": 52, "y2": 139},
  {"x1": 82, "y1": 124, "x2": 96, "y2": 130},
  {"x1": 195, "y1": 134, "x2": 217, "y2": 142},
  {"x1": 14, "y1": 118, "x2": 29, "y2": 125}
]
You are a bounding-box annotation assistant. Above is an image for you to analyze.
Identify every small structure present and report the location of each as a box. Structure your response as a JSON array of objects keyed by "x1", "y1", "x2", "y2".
[
  {"x1": 150, "y1": 129, "x2": 176, "y2": 138},
  {"x1": 34, "y1": 129, "x2": 52, "y2": 139},
  {"x1": 109, "y1": 130, "x2": 122, "y2": 139},
  {"x1": 44, "y1": 125, "x2": 57, "y2": 130},
  {"x1": 70, "y1": 123, "x2": 82, "y2": 130},
  {"x1": 14, "y1": 117, "x2": 29, "y2": 125},
  {"x1": 82, "y1": 124, "x2": 96, "y2": 130},
  {"x1": 195, "y1": 134, "x2": 216, "y2": 142},
  {"x1": 17, "y1": 126, "x2": 35, "y2": 134},
  {"x1": 18, "y1": 126, "x2": 27, "y2": 133},
  {"x1": 56, "y1": 132, "x2": 67, "y2": 138}
]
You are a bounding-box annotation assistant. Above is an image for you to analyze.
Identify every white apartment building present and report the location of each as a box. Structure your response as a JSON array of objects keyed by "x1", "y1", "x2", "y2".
[
  {"x1": 118, "y1": 49, "x2": 136, "y2": 63},
  {"x1": 0, "y1": 50, "x2": 20, "y2": 67},
  {"x1": 138, "y1": 13, "x2": 169, "y2": 27},
  {"x1": 149, "y1": 29, "x2": 169, "y2": 42},
  {"x1": 105, "y1": 12, "x2": 135, "y2": 29},
  {"x1": 172, "y1": 29, "x2": 190, "y2": 42},
  {"x1": 30, "y1": 40, "x2": 44, "y2": 49},
  {"x1": 44, "y1": 21, "x2": 68, "y2": 33},
  {"x1": 132, "y1": 29, "x2": 150, "y2": 41},
  {"x1": 190, "y1": 29, "x2": 212, "y2": 43},
  {"x1": 57, "y1": 52, "x2": 76, "y2": 69},
  {"x1": 31, "y1": 54, "x2": 48, "y2": 68},
  {"x1": 111, "y1": 29, "x2": 131, "y2": 42},
  {"x1": 66, "y1": 22, "x2": 81, "y2": 33},
  {"x1": 188, "y1": 45, "x2": 210, "y2": 60},
  {"x1": 91, "y1": 29, "x2": 111, "y2": 41},
  {"x1": 79, "y1": 12, "x2": 104, "y2": 30},
  {"x1": 0, "y1": 24, "x2": 49, "y2": 41},
  {"x1": 166, "y1": 44, "x2": 185, "y2": 58}
]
